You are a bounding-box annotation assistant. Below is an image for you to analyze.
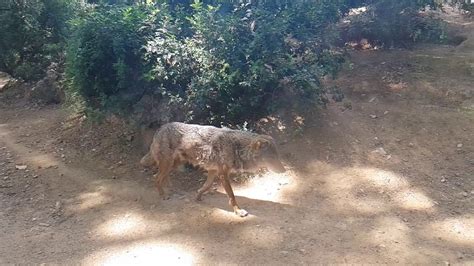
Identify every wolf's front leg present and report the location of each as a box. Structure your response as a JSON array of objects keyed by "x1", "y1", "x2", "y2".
[
  {"x1": 196, "y1": 170, "x2": 217, "y2": 201},
  {"x1": 220, "y1": 174, "x2": 248, "y2": 217}
]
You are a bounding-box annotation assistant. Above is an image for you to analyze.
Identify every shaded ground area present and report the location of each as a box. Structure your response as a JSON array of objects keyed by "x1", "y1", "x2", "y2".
[{"x1": 1, "y1": 10, "x2": 473, "y2": 265}]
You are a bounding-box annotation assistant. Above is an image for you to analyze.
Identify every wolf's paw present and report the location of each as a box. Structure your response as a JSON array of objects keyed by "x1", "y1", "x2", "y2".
[
  {"x1": 235, "y1": 208, "x2": 249, "y2": 217},
  {"x1": 195, "y1": 194, "x2": 203, "y2": 201}
]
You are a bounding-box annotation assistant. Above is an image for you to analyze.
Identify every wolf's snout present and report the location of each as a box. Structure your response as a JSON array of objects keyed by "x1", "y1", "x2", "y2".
[{"x1": 268, "y1": 160, "x2": 286, "y2": 173}]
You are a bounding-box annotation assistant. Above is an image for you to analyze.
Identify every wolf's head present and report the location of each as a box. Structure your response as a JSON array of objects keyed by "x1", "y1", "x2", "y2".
[{"x1": 250, "y1": 136, "x2": 286, "y2": 173}]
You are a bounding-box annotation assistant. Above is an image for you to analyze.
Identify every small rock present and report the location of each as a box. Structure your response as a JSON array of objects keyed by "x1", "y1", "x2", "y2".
[
  {"x1": 457, "y1": 143, "x2": 463, "y2": 148},
  {"x1": 370, "y1": 114, "x2": 378, "y2": 119},
  {"x1": 383, "y1": 111, "x2": 389, "y2": 115},
  {"x1": 369, "y1": 97, "x2": 377, "y2": 103},
  {"x1": 3, "y1": 176, "x2": 8, "y2": 180},
  {"x1": 408, "y1": 142, "x2": 414, "y2": 147},
  {"x1": 462, "y1": 192, "x2": 468, "y2": 197},
  {"x1": 38, "y1": 222, "x2": 50, "y2": 227},
  {"x1": 61, "y1": 154, "x2": 65, "y2": 158},
  {"x1": 373, "y1": 147, "x2": 388, "y2": 156},
  {"x1": 471, "y1": 190, "x2": 474, "y2": 195},
  {"x1": 15, "y1": 165, "x2": 28, "y2": 170},
  {"x1": 441, "y1": 178, "x2": 447, "y2": 183}
]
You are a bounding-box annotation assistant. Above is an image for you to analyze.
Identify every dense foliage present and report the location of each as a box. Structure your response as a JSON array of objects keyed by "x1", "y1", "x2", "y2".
[
  {"x1": 0, "y1": 0, "x2": 76, "y2": 80},
  {"x1": 67, "y1": 1, "x2": 349, "y2": 124},
  {"x1": 1, "y1": 0, "x2": 456, "y2": 125},
  {"x1": 343, "y1": 0, "x2": 448, "y2": 47}
]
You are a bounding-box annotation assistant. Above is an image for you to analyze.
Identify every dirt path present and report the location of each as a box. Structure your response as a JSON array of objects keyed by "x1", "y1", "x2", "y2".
[{"x1": 1, "y1": 12, "x2": 474, "y2": 266}]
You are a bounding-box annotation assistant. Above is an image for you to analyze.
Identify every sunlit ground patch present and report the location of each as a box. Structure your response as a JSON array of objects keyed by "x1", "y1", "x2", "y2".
[
  {"x1": 0, "y1": 124, "x2": 9, "y2": 137},
  {"x1": 69, "y1": 187, "x2": 110, "y2": 212},
  {"x1": 355, "y1": 167, "x2": 408, "y2": 191},
  {"x1": 425, "y1": 216, "x2": 474, "y2": 245},
  {"x1": 30, "y1": 154, "x2": 59, "y2": 168},
  {"x1": 84, "y1": 241, "x2": 195, "y2": 266},
  {"x1": 96, "y1": 212, "x2": 147, "y2": 238},
  {"x1": 316, "y1": 164, "x2": 436, "y2": 214},
  {"x1": 394, "y1": 188, "x2": 435, "y2": 211},
  {"x1": 233, "y1": 169, "x2": 297, "y2": 204}
]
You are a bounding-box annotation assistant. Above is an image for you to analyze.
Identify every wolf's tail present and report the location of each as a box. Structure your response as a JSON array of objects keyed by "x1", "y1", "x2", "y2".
[{"x1": 140, "y1": 151, "x2": 156, "y2": 167}]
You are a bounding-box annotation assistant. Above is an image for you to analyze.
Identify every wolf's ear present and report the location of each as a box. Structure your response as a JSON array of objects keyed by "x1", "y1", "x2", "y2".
[
  {"x1": 251, "y1": 140, "x2": 262, "y2": 151},
  {"x1": 251, "y1": 139, "x2": 269, "y2": 151}
]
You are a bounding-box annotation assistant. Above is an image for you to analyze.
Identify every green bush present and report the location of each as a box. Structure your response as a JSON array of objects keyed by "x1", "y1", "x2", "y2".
[
  {"x1": 0, "y1": 0, "x2": 75, "y2": 81},
  {"x1": 66, "y1": 5, "x2": 150, "y2": 106},
  {"x1": 67, "y1": 1, "x2": 347, "y2": 125},
  {"x1": 342, "y1": 0, "x2": 447, "y2": 47},
  {"x1": 65, "y1": 0, "x2": 449, "y2": 126}
]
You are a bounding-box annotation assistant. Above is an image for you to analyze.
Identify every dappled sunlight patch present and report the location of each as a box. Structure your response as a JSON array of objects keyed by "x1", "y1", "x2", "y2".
[
  {"x1": 355, "y1": 168, "x2": 408, "y2": 191},
  {"x1": 365, "y1": 216, "x2": 420, "y2": 260},
  {"x1": 83, "y1": 241, "x2": 195, "y2": 266},
  {"x1": 208, "y1": 208, "x2": 257, "y2": 223},
  {"x1": 69, "y1": 187, "x2": 110, "y2": 212},
  {"x1": 234, "y1": 169, "x2": 298, "y2": 204},
  {"x1": 394, "y1": 189, "x2": 435, "y2": 211},
  {"x1": 96, "y1": 212, "x2": 148, "y2": 238},
  {"x1": 313, "y1": 163, "x2": 436, "y2": 214},
  {"x1": 30, "y1": 154, "x2": 59, "y2": 169},
  {"x1": 0, "y1": 124, "x2": 9, "y2": 137},
  {"x1": 350, "y1": 196, "x2": 390, "y2": 214},
  {"x1": 424, "y1": 216, "x2": 474, "y2": 245}
]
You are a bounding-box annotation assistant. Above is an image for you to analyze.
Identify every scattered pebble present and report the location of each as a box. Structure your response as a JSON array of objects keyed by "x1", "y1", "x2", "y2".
[
  {"x1": 384, "y1": 111, "x2": 389, "y2": 115},
  {"x1": 373, "y1": 147, "x2": 388, "y2": 156},
  {"x1": 441, "y1": 178, "x2": 447, "y2": 183},
  {"x1": 457, "y1": 143, "x2": 463, "y2": 148},
  {"x1": 15, "y1": 165, "x2": 27, "y2": 170},
  {"x1": 370, "y1": 114, "x2": 378, "y2": 119},
  {"x1": 408, "y1": 143, "x2": 414, "y2": 147},
  {"x1": 462, "y1": 192, "x2": 468, "y2": 197}
]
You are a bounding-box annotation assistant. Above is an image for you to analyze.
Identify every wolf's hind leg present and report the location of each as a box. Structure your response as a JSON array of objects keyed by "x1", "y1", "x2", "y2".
[
  {"x1": 196, "y1": 170, "x2": 217, "y2": 201},
  {"x1": 156, "y1": 160, "x2": 173, "y2": 200},
  {"x1": 220, "y1": 174, "x2": 248, "y2": 217}
]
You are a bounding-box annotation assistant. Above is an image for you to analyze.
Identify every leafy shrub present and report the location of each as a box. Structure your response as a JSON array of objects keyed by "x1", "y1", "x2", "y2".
[
  {"x1": 0, "y1": 0, "x2": 75, "y2": 81},
  {"x1": 341, "y1": 0, "x2": 447, "y2": 47},
  {"x1": 66, "y1": 5, "x2": 150, "y2": 107},
  {"x1": 66, "y1": 0, "x2": 449, "y2": 126},
  {"x1": 68, "y1": 1, "x2": 347, "y2": 125}
]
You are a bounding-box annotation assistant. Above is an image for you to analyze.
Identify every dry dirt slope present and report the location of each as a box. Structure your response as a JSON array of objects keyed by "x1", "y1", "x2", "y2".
[{"x1": 1, "y1": 13, "x2": 473, "y2": 266}]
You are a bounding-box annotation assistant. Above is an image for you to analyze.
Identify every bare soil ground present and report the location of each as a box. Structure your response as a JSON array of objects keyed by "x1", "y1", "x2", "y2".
[{"x1": 1, "y1": 10, "x2": 473, "y2": 265}]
